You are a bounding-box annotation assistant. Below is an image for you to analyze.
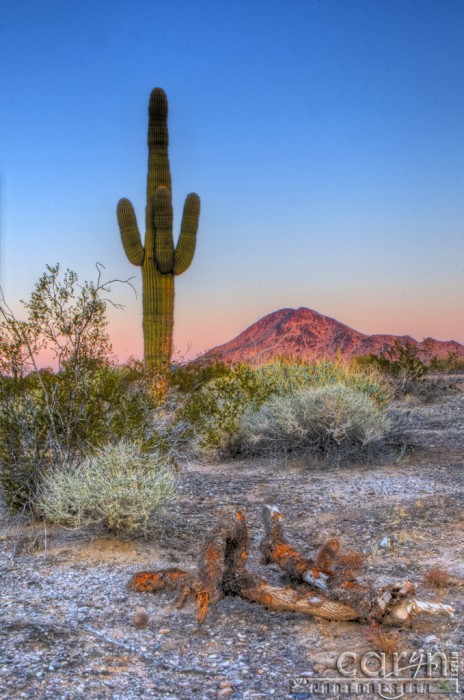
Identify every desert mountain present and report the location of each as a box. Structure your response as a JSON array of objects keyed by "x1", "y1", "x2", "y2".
[{"x1": 207, "y1": 307, "x2": 464, "y2": 364}]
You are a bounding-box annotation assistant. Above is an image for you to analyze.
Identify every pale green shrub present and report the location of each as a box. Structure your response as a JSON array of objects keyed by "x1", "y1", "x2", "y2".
[
  {"x1": 0, "y1": 264, "x2": 157, "y2": 513},
  {"x1": 37, "y1": 440, "x2": 177, "y2": 536},
  {"x1": 237, "y1": 384, "x2": 393, "y2": 461},
  {"x1": 254, "y1": 359, "x2": 393, "y2": 406},
  {"x1": 176, "y1": 359, "x2": 392, "y2": 458}
]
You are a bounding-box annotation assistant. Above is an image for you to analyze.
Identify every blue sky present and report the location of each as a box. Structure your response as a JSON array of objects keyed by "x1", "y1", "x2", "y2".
[{"x1": 1, "y1": 0, "x2": 463, "y2": 361}]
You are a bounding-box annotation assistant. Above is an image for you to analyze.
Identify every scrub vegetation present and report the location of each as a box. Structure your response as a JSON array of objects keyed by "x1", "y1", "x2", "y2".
[{"x1": 0, "y1": 263, "x2": 456, "y2": 533}]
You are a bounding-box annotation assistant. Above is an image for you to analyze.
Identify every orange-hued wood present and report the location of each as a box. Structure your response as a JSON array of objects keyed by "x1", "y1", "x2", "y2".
[{"x1": 129, "y1": 507, "x2": 454, "y2": 625}]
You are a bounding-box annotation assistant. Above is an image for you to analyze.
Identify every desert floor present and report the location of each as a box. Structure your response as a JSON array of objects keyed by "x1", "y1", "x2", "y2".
[{"x1": 1, "y1": 375, "x2": 463, "y2": 699}]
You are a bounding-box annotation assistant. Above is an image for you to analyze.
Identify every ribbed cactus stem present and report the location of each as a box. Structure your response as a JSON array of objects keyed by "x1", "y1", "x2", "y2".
[
  {"x1": 142, "y1": 267, "x2": 174, "y2": 378},
  {"x1": 117, "y1": 88, "x2": 200, "y2": 399},
  {"x1": 153, "y1": 187, "x2": 174, "y2": 273}
]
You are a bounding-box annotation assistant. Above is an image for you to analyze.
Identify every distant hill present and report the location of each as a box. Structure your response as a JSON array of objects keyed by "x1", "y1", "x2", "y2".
[{"x1": 206, "y1": 307, "x2": 464, "y2": 364}]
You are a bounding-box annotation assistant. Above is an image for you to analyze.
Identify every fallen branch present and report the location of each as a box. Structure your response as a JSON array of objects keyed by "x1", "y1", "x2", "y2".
[
  {"x1": 260, "y1": 504, "x2": 365, "y2": 587},
  {"x1": 259, "y1": 505, "x2": 453, "y2": 622},
  {"x1": 129, "y1": 507, "x2": 454, "y2": 626}
]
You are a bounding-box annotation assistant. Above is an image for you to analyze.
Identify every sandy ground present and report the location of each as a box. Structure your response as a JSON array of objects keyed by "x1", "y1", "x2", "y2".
[{"x1": 0, "y1": 375, "x2": 463, "y2": 699}]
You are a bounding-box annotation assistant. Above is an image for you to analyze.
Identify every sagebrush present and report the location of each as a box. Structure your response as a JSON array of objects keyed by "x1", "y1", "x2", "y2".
[
  {"x1": 236, "y1": 384, "x2": 393, "y2": 461},
  {"x1": 37, "y1": 440, "x2": 177, "y2": 536},
  {"x1": 175, "y1": 359, "x2": 392, "y2": 458}
]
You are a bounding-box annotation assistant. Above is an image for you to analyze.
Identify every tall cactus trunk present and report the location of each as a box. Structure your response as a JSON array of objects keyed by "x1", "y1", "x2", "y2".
[
  {"x1": 142, "y1": 266, "x2": 174, "y2": 396},
  {"x1": 117, "y1": 88, "x2": 200, "y2": 400}
]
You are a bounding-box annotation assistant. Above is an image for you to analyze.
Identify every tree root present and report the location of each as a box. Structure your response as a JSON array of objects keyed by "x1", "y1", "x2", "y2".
[{"x1": 129, "y1": 506, "x2": 454, "y2": 626}]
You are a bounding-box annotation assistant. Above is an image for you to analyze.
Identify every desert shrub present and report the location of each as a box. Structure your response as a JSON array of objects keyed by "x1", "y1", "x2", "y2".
[
  {"x1": 114, "y1": 356, "x2": 146, "y2": 386},
  {"x1": 404, "y1": 376, "x2": 456, "y2": 403},
  {"x1": 175, "y1": 358, "x2": 391, "y2": 457},
  {"x1": 0, "y1": 264, "x2": 160, "y2": 513},
  {"x1": 236, "y1": 384, "x2": 393, "y2": 461},
  {"x1": 0, "y1": 364, "x2": 160, "y2": 513},
  {"x1": 423, "y1": 565, "x2": 451, "y2": 589},
  {"x1": 37, "y1": 440, "x2": 177, "y2": 536},
  {"x1": 255, "y1": 358, "x2": 392, "y2": 406},
  {"x1": 429, "y1": 352, "x2": 464, "y2": 373},
  {"x1": 175, "y1": 363, "x2": 274, "y2": 454},
  {"x1": 364, "y1": 622, "x2": 401, "y2": 655},
  {"x1": 354, "y1": 341, "x2": 427, "y2": 394},
  {"x1": 170, "y1": 357, "x2": 232, "y2": 394}
]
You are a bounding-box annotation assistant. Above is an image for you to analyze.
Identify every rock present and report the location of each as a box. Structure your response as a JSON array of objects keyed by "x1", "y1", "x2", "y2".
[{"x1": 133, "y1": 606, "x2": 149, "y2": 629}]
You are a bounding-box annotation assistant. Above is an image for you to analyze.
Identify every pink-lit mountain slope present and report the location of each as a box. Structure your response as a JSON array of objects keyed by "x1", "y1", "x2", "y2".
[{"x1": 206, "y1": 308, "x2": 464, "y2": 364}]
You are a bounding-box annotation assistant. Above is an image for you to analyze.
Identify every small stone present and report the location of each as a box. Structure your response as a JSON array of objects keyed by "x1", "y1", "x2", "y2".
[
  {"x1": 133, "y1": 606, "x2": 149, "y2": 629},
  {"x1": 158, "y1": 628, "x2": 171, "y2": 635}
]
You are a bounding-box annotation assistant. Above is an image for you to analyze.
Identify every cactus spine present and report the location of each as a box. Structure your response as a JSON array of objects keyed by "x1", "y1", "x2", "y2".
[{"x1": 117, "y1": 88, "x2": 200, "y2": 398}]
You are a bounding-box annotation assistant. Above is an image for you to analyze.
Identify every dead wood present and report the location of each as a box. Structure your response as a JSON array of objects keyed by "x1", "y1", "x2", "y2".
[
  {"x1": 261, "y1": 504, "x2": 364, "y2": 587},
  {"x1": 259, "y1": 505, "x2": 330, "y2": 589},
  {"x1": 129, "y1": 507, "x2": 454, "y2": 626},
  {"x1": 129, "y1": 567, "x2": 192, "y2": 608}
]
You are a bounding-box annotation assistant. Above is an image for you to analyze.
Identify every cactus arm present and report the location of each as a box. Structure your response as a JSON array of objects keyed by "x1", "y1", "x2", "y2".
[
  {"x1": 117, "y1": 198, "x2": 145, "y2": 266},
  {"x1": 153, "y1": 186, "x2": 174, "y2": 273},
  {"x1": 173, "y1": 193, "x2": 201, "y2": 275}
]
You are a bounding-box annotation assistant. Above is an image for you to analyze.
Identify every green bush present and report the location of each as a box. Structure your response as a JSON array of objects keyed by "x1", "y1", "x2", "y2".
[
  {"x1": 0, "y1": 264, "x2": 159, "y2": 512},
  {"x1": 36, "y1": 440, "x2": 177, "y2": 536},
  {"x1": 236, "y1": 384, "x2": 393, "y2": 461},
  {"x1": 353, "y1": 341, "x2": 427, "y2": 393},
  {"x1": 0, "y1": 362, "x2": 159, "y2": 512},
  {"x1": 174, "y1": 358, "x2": 391, "y2": 457},
  {"x1": 170, "y1": 357, "x2": 233, "y2": 394},
  {"x1": 254, "y1": 358, "x2": 392, "y2": 405},
  {"x1": 175, "y1": 362, "x2": 273, "y2": 454},
  {"x1": 429, "y1": 352, "x2": 464, "y2": 373}
]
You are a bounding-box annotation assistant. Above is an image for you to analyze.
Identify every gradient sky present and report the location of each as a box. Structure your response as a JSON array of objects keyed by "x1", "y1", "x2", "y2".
[{"x1": 1, "y1": 0, "x2": 463, "y2": 363}]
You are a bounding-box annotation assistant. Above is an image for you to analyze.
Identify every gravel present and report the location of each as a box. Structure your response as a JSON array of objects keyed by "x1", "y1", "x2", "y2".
[{"x1": 1, "y1": 377, "x2": 463, "y2": 699}]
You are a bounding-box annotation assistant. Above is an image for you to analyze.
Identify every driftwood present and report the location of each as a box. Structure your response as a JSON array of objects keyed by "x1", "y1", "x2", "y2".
[{"x1": 129, "y1": 506, "x2": 454, "y2": 626}]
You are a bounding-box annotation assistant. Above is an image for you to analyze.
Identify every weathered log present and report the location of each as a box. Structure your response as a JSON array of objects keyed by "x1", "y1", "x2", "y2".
[
  {"x1": 259, "y1": 505, "x2": 330, "y2": 589},
  {"x1": 259, "y1": 506, "x2": 453, "y2": 622},
  {"x1": 129, "y1": 507, "x2": 454, "y2": 625},
  {"x1": 193, "y1": 510, "x2": 250, "y2": 623},
  {"x1": 240, "y1": 579, "x2": 359, "y2": 620},
  {"x1": 261, "y1": 504, "x2": 364, "y2": 587}
]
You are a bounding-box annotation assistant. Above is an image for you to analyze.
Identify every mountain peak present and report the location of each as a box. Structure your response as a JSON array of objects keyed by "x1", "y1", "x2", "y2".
[{"x1": 206, "y1": 308, "x2": 464, "y2": 364}]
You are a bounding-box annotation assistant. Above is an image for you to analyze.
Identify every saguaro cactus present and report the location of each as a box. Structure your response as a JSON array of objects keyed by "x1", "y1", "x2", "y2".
[{"x1": 117, "y1": 88, "x2": 200, "y2": 397}]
